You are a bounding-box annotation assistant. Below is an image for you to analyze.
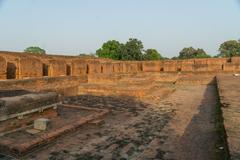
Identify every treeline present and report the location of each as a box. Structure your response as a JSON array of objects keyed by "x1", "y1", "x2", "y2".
[
  {"x1": 96, "y1": 39, "x2": 164, "y2": 61},
  {"x1": 96, "y1": 38, "x2": 240, "y2": 60},
  {"x1": 23, "y1": 39, "x2": 240, "y2": 60}
]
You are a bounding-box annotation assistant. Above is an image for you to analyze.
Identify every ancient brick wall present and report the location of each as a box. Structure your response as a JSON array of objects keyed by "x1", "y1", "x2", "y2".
[
  {"x1": 230, "y1": 57, "x2": 240, "y2": 64},
  {"x1": 49, "y1": 60, "x2": 67, "y2": 77},
  {"x1": 163, "y1": 60, "x2": 177, "y2": 72},
  {"x1": 0, "y1": 51, "x2": 240, "y2": 81},
  {"x1": 0, "y1": 76, "x2": 87, "y2": 96},
  {"x1": 19, "y1": 57, "x2": 42, "y2": 79},
  {"x1": 112, "y1": 62, "x2": 124, "y2": 73},
  {"x1": 71, "y1": 59, "x2": 88, "y2": 76},
  {"x1": 87, "y1": 60, "x2": 102, "y2": 74},
  {"x1": 0, "y1": 56, "x2": 6, "y2": 79},
  {"x1": 180, "y1": 59, "x2": 195, "y2": 72},
  {"x1": 101, "y1": 62, "x2": 114, "y2": 74},
  {"x1": 2, "y1": 54, "x2": 21, "y2": 79},
  {"x1": 123, "y1": 62, "x2": 142, "y2": 73},
  {"x1": 142, "y1": 61, "x2": 162, "y2": 72}
]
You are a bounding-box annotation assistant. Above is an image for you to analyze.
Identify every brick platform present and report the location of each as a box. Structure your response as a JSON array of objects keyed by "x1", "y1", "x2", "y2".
[{"x1": 217, "y1": 75, "x2": 240, "y2": 159}]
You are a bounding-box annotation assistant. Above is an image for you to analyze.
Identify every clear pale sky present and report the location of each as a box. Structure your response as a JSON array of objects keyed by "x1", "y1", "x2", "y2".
[{"x1": 0, "y1": 0, "x2": 240, "y2": 57}]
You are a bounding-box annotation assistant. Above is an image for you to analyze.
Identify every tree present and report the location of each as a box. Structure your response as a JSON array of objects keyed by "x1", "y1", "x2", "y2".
[
  {"x1": 24, "y1": 46, "x2": 46, "y2": 55},
  {"x1": 143, "y1": 49, "x2": 163, "y2": 60},
  {"x1": 96, "y1": 40, "x2": 123, "y2": 60},
  {"x1": 171, "y1": 56, "x2": 179, "y2": 60},
  {"x1": 121, "y1": 38, "x2": 144, "y2": 60},
  {"x1": 96, "y1": 38, "x2": 166, "y2": 61},
  {"x1": 217, "y1": 40, "x2": 240, "y2": 57},
  {"x1": 179, "y1": 47, "x2": 210, "y2": 59}
]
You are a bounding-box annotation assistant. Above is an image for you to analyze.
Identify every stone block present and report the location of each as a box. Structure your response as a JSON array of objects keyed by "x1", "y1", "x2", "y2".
[{"x1": 34, "y1": 118, "x2": 50, "y2": 131}]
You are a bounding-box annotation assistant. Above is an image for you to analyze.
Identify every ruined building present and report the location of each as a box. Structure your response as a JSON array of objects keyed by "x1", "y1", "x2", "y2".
[{"x1": 0, "y1": 51, "x2": 240, "y2": 160}]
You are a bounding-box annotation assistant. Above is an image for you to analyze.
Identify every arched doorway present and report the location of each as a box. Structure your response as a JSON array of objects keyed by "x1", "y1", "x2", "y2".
[
  {"x1": 66, "y1": 65, "x2": 71, "y2": 76},
  {"x1": 7, "y1": 62, "x2": 16, "y2": 79},
  {"x1": 42, "y1": 64, "x2": 49, "y2": 76},
  {"x1": 86, "y1": 65, "x2": 89, "y2": 74}
]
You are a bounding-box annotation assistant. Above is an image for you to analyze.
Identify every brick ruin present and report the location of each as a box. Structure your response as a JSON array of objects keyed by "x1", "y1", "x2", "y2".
[
  {"x1": 0, "y1": 51, "x2": 240, "y2": 82},
  {"x1": 0, "y1": 51, "x2": 240, "y2": 159}
]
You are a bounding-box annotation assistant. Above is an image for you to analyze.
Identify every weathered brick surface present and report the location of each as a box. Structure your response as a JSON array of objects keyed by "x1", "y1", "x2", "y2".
[
  {"x1": 217, "y1": 75, "x2": 240, "y2": 159},
  {"x1": 223, "y1": 64, "x2": 240, "y2": 72},
  {"x1": 163, "y1": 60, "x2": 177, "y2": 72},
  {"x1": 88, "y1": 60, "x2": 102, "y2": 74},
  {"x1": 113, "y1": 62, "x2": 124, "y2": 73},
  {"x1": 123, "y1": 62, "x2": 142, "y2": 73},
  {"x1": 0, "y1": 51, "x2": 239, "y2": 81},
  {"x1": 0, "y1": 76, "x2": 87, "y2": 96},
  {"x1": 0, "y1": 107, "x2": 109, "y2": 157},
  {"x1": 231, "y1": 57, "x2": 240, "y2": 64},
  {"x1": 0, "y1": 56, "x2": 6, "y2": 79},
  {"x1": 206, "y1": 58, "x2": 228, "y2": 65},
  {"x1": 49, "y1": 60, "x2": 67, "y2": 77},
  {"x1": 19, "y1": 57, "x2": 42, "y2": 78},
  {"x1": 71, "y1": 59, "x2": 87, "y2": 76},
  {"x1": 142, "y1": 61, "x2": 161, "y2": 72},
  {"x1": 101, "y1": 62, "x2": 114, "y2": 74}
]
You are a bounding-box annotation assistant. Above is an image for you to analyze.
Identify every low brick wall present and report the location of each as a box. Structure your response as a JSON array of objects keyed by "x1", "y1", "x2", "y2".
[
  {"x1": 0, "y1": 76, "x2": 87, "y2": 96},
  {"x1": 217, "y1": 75, "x2": 240, "y2": 159}
]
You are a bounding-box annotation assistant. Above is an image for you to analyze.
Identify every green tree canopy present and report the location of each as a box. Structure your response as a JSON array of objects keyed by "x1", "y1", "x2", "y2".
[
  {"x1": 171, "y1": 56, "x2": 179, "y2": 60},
  {"x1": 96, "y1": 38, "x2": 167, "y2": 61},
  {"x1": 217, "y1": 40, "x2": 240, "y2": 57},
  {"x1": 179, "y1": 47, "x2": 211, "y2": 59},
  {"x1": 121, "y1": 38, "x2": 144, "y2": 60},
  {"x1": 24, "y1": 46, "x2": 46, "y2": 55},
  {"x1": 143, "y1": 49, "x2": 163, "y2": 60},
  {"x1": 96, "y1": 40, "x2": 123, "y2": 60}
]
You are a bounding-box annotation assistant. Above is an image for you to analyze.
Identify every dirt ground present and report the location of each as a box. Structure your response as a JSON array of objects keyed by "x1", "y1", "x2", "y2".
[
  {"x1": 18, "y1": 84, "x2": 219, "y2": 160},
  {"x1": 159, "y1": 85, "x2": 218, "y2": 160}
]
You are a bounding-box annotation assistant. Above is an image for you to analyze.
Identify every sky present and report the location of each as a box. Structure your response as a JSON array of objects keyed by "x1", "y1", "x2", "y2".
[{"x1": 0, "y1": 0, "x2": 240, "y2": 57}]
